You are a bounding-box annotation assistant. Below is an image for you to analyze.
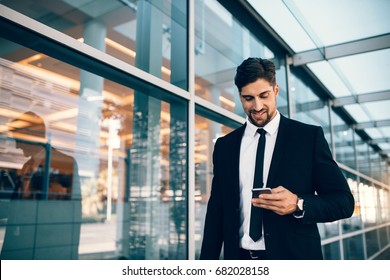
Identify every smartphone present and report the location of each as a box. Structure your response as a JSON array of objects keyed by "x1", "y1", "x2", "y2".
[{"x1": 252, "y1": 187, "x2": 272, "y2": 198}]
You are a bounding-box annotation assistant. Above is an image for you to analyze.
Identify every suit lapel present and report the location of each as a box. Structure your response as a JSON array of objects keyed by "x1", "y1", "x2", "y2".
[
  {"x1": 230, "y1": 124, "x2": 246, "y2": 203},
  {"x1": 266, "y1": 115, "x2": 288, "y2": 187},
  {"x1": 231, "y1": 124, "x2": 246, "y2": 173}
]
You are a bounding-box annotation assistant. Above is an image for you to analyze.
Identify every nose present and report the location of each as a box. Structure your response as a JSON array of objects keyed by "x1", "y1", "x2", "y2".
[{"x1": 253, "y1": 97, "x2": 263, "y2": 111}]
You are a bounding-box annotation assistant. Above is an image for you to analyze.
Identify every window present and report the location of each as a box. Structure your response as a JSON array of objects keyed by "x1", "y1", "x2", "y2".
[{"x1": 0, "y1": 40, "x2": 188, "y2": 259}]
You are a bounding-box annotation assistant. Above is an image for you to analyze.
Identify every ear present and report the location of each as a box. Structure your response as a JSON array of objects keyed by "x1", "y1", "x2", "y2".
[{"x1": 274, "y1": 84, "x2": 279, "y2": 97}]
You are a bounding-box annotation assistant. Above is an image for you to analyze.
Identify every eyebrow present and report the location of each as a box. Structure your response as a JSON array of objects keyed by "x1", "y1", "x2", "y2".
[{"x1": 240, "y1": 89, "x2": 272, "y2": 96}]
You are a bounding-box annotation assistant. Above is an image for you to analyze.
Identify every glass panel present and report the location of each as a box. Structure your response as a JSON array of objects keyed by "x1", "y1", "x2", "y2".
[
  {"x1": 194, "y1": 114, "x2": 234, "y2": 259},
  {"x1": 1, "y1": 0, "x2": 188, "y2": 90},
  {"x1": 332, "y1": 49, "x2": 390, "y2": 94},
  {"x1": 359, "y1": 181, "x2": 377, "y2": 228},
  {"x1": 249, "y1": 0, "x2": 390, "y2": 49},
  {"x1": 0, "y1": 40, "x2": 188, "y2": 260},
  {"x1": 290, "y1": 0, "x2": 390, "y2": 46},
  {"x1": 343, "y1": 235, "x2": 364, "y2": 260},
  {"x1": 342, "y1": 172, "x2": 363, "y2": 233},
  {"x1": 378, "y1": 188, "x2": 390, "y2": 224},
  {"x1": 289, "y1": 72, "x2": 331, "y2": 143},
  {"x1": 247, "y1": 0, "x2": 316, "y2": 52},
  {"x1": 365, "y1": 230, "x2": 380, "y2": 258},
  {"x1": 363, "y1": 101, "x2": 390, "y2": 122},
  {"x1": 318, "y1": 221, "x2": 339, "y2": 240},
  {"x1": 194, "y1": 0, "x2": 288, "y2": 118},
  {"x1": 322, "y1": 241, "x2": 341, "y2": 260},
  {"x1": 356, "y1": 142, "x2": 370, "y2": 176},
  {"x1": 379, "y1": 226, "x2": 389, "y2": 249},
  {"x1": 344, "y1": 104, "x2": 371, "y2": 123},
  {"x1": 369, "y1": 153, "x2": 381, "y2": 182},
  {"x1": 333, "y1": 114, "x2": 355, "y2": 169},
  {"x1": 307, "y1": 61, "x2": 351, "y2": 98},
  {"x1": 388, "y1": 226, "x2": 390, "y2": 243}
]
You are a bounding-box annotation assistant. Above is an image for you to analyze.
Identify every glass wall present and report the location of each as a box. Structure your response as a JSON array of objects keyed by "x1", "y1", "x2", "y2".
[
  {"x1": 0, "y1": 39, "x2": 188, "y2": 259},
  {"x1": 0, "y1": 0, "x2": 188, "y2": 90},
  {"x1": 342, "y1": 173, "x2": 363, "y2": 234},
  {"x1": 193, "y1": 114, "x2": 235, "y2": 259},
  {"x1": 289, "y1": 72, "x2": 330, "y2": 142},
  {"x1": 332, "y1": 110, "x2": 356, "y2": 169},
  {"x1": 194, "y1": 0, "x2": 288, "y2": 118},
  {"x1": 343, "y1": 235, "x2": 365, "y2": 260}
]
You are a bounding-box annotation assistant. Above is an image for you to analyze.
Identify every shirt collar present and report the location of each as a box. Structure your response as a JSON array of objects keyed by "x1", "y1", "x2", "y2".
[{"x1": 245, "y1": 110, "x2": 280, "y2": 137}]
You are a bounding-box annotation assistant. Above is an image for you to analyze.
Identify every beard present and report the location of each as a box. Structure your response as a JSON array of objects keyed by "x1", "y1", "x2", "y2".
[{"x1": 248, "y1": 108, "x2": 275, "y2": 128}]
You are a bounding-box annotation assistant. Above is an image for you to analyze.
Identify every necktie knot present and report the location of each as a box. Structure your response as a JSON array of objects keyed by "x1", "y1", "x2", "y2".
[{"x1": 257, "y1": 128, "x2": 266, "y2": 137}]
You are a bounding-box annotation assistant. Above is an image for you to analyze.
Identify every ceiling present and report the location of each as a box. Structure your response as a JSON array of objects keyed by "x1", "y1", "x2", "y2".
[{"x1": 244, "y1": 0, "x2": 390, "y2": 164}]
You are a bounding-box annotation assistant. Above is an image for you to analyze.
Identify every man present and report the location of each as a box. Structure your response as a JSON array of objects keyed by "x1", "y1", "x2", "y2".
[
  {"x1": 200, "y1": 57, "x2": 354, "y2": 260},
  {"x1": 1, "y1": 111, "x2": 81, "y2": 259}
]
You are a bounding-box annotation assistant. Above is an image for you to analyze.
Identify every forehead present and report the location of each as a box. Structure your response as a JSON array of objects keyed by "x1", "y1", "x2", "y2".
[{"x1": 240, "y1": 79, "x2": 274, "y2": 95}]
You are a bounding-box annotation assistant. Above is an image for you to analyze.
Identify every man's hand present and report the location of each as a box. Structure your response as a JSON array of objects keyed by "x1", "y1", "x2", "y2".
[{"x1": 252, "y1": 186, "x2": 298, "y2": 215}]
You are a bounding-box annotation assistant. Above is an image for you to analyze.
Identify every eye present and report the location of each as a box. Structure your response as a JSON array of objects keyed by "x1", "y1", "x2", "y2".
[
  {"x1": 243, "y1": 96, "x2": 253, "y2": 101},
  {"x1": 260, "y1": 92, "x2": 270, "y2": 98}
]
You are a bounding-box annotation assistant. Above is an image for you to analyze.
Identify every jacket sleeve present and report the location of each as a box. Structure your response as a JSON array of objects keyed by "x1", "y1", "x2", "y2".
[
  {"x1": 299, "y1": 127, "x2": 355, "y2": 224},
  {"x1": 199, "y1": 138, "x2": 224, "y2": 259}
]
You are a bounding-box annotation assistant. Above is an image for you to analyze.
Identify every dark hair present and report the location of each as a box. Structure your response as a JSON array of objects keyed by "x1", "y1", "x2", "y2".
[
  {"x1": 10, "y1": 111, "x2": 46, "y2": 138},
  {"x1": 234, "y1": 57, "x2": 276, "y2": 92}
]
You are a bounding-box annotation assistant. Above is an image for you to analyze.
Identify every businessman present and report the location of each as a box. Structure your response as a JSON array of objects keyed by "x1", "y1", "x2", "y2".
[{"x1": 200, "y1": 57, "x2": 354, "y2": 260}]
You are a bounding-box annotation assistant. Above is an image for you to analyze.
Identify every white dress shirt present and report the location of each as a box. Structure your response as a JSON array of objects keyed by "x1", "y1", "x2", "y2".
[{"x1": 239, "y1": 111, "x2": 280, "y2": 250}]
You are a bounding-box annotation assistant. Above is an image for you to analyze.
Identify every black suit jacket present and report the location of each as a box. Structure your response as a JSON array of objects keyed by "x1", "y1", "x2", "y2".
[{"x1": 200, "y1": 114, "x2": 354, "y2": 260}]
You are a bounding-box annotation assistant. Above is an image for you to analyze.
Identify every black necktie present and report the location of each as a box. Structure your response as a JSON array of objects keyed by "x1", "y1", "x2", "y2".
[{"x1": 249, "y1": 128, "x2": 266, "y2": 242}]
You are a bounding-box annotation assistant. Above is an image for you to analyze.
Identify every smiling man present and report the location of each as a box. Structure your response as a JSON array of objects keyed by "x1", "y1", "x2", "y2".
[{"x1": 200, "y1": 57, "x2": 354, "y2": 260}]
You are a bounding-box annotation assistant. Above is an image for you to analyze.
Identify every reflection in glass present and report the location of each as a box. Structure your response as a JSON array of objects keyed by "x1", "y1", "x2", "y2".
[
  {"x1": 365, "y1": 230, "x2": 379, "y2": 258},
  {"x1": 194, "y1": 114, "x2": 234, "y2": 259},
  {"x1": 379, "y1": 226, "x2": 389, "y2": 249},
  {"x1": 332, "y1": 110, "x2": 356, "y2": 169},
  {"x1": 0, "y1": 38, "x2": 188, "y2": 259},
  {"x1": 194, "y1": 0, "x2": 286, "y2": 118},
  {"x1": 128, "y1": 95, "x2": 188, "y2": 260},
  {"x1": 360, "y1": 181, "x2": 378, "y2": 228},
  {"x1": 322, "y1": 242, "x2": 341, "y2": 260},
  {"x1": 378, "y1": 189, "x2": 390, "y2": 224},
  {"x1": 342, "y1": 175, "x2": 363, "y2": 233},
  {"x1": 343, "y1": 235, "x2": 364, "y2": 260},
  {"x1": 289, "y1": 72, "x2": 331, "y2": 144},
  {"x1": 0, "y1": 0, "x2": 188, "y2": 90},
  {"x1": 0, "y1": 112, "x2": 81, "y2": 259},
  {"x1": 318, "y1": 221, "x2": 339, "y2": 240}
]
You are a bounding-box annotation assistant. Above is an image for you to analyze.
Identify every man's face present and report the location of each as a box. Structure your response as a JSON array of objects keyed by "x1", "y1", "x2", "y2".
[
  {"x1": 15, "y1": 141, "x2": 35, "y2": 157},
  {"x1": 239, "y1": 78, "x2": 279, "y2": 127}
]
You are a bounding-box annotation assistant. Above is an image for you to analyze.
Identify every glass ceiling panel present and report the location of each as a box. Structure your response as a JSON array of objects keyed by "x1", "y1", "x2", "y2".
[
  {"x1": 362, "y1": 100, "x2": 390, "y2": 121},
  {"x1": 292, "y1": 0, "x2": 390, "y2": 46},
  {"x1": 331, "y1": 49, "x2": 390, "y2": 94},
  {"x1": 355, "y1": 142, "x2": 368, "y2": 153},
  {"x1": 245, "y1": 0, "x2": 390, "y2": 170},
  {"x1": 344, "y1": 104, "x2": 371, "y2": 122},
  {"x1": 307, "y1": 61, "x2": 351, "y2": 97},
  {"x1": 380, "y1": 127, "x2": 390, "y2": 138},
  {"x1": 379, "y1": 143, "x2": 390, "y2": 151},
  {"x1": 247, "y1": 0, "x2": 316, "y2": 52},
  {"x1": 331, "y1": 110, "x2": 348, "y2": 126},
  {"x1": 365, "y1": 128, "x2": 384, "y2": 139}
]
